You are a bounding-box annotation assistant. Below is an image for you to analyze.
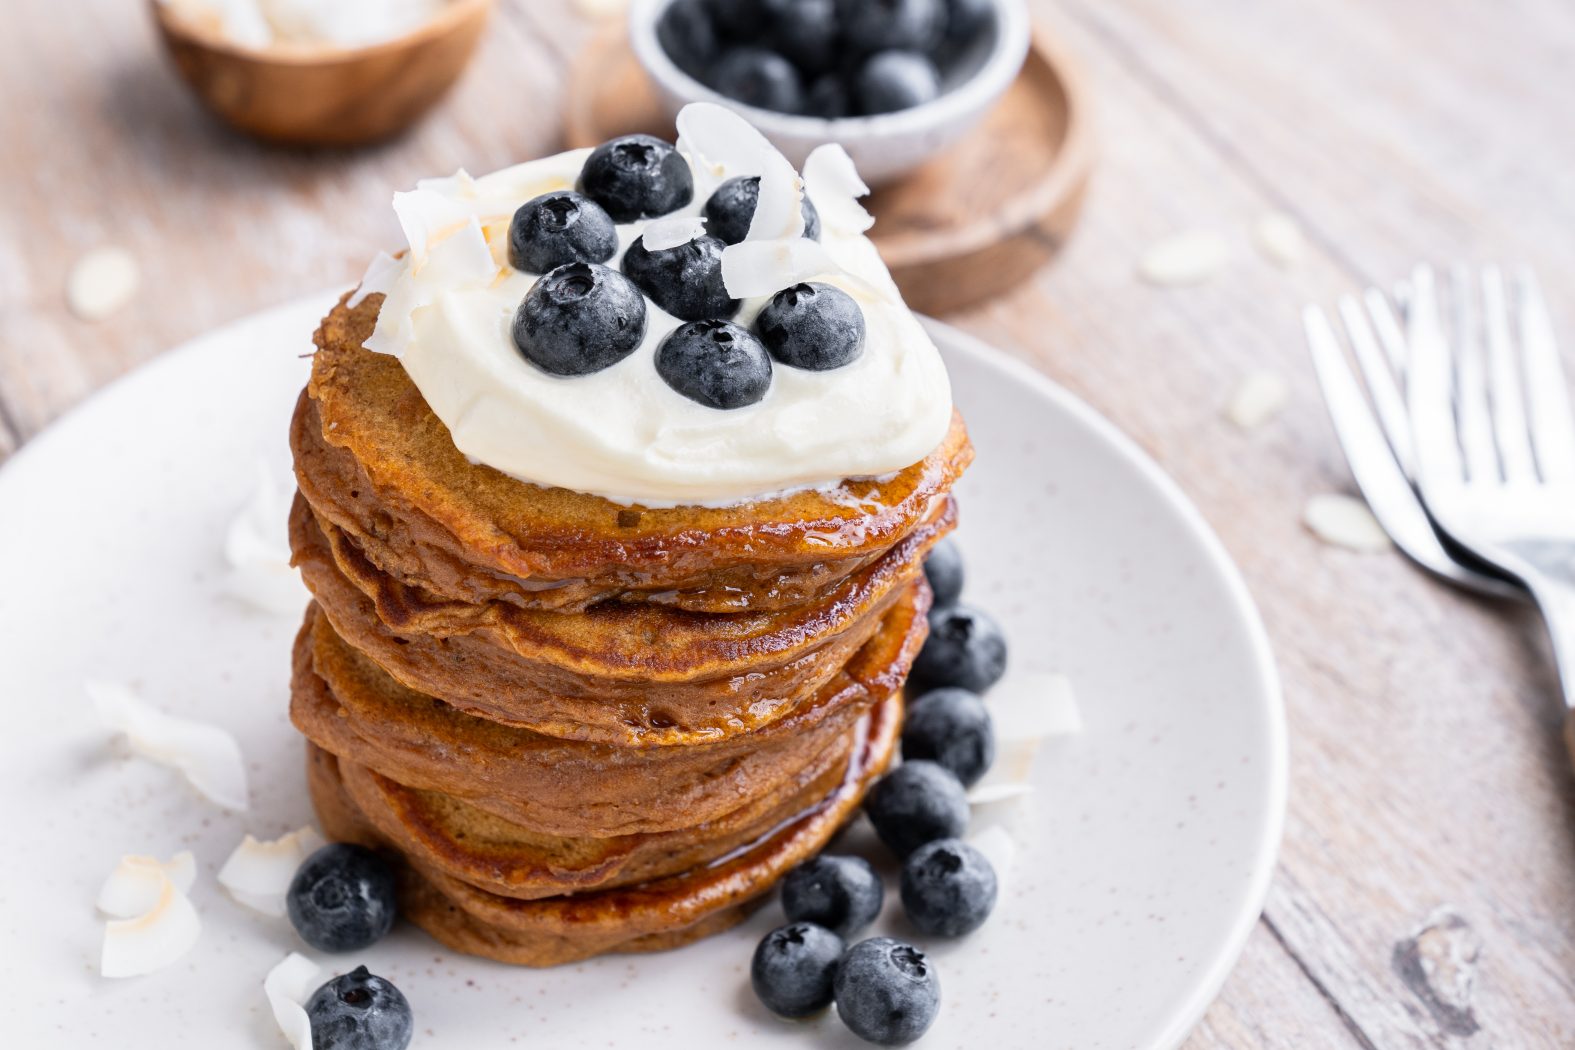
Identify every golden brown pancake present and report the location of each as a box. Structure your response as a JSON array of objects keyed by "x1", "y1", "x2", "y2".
[
  {"x1": 292, "y1": 580, "x2": 928, "y2": 838},
  {"x1": 299, "y1": 292, "x2": 973, "y2": 614},
  {"x1": 306, "y1": 680, "x2": 900, "y2": 966},
  {"x1": 293, "y1": 494, "x2": 950, "y2": 745}
]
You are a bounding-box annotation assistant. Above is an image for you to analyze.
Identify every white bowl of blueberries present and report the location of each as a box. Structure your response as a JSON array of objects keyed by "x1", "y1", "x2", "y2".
[{"x1": 630, "y1": 0, "x2": 1030, "y2": 185}]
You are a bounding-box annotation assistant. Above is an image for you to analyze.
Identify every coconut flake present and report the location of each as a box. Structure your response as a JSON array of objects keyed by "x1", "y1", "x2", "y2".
[
  {"x1": 97, "y1": 852, "x2": 197, "y2": 918},
  {"x1": 363, "y1": 217, "x2": 495, "y2": 357},
  {"x1": 91, "y1": 681, "x2": 249, "y2": 811},
  {"x1": 1304, "y1": 494, "x2": 1391, "y2": 552},
  {"x1": 265, "y1": 953, "x2": 323, "y2": 1050},
  {"x1": 1224, "y1": 370, "x2": 1289, "y2": 430},
  {"x1": 722, "y1": 239, "x2": 845, "y2": 299},
  {"x1": 67, "y1": 247, "x2": 142, "y2": 321},
  {"x1": 967, "y1": 825, "x2": 1018, "y2": 892},
  {"x1": 347, "y1": 251, "x2": 404, "y2": 309},
  {"x1": 219, "y1": 827, "x2": 326, "y2": 918},
  {"x1": 675, "y1": 103, "x2": 805, "y2": 241},
  {"x1": 1138, "y1": 231, "x2": 1229, "y2": 286},
  {"x1": 224, "y1": 461, "x2": 308, "y2": 616},
  {"x1": 391, "y1": 187, "x2": 475, "y2": 268},
  {"x1": 803, "y1": 144, "x2": 873, "y2": 237},
  {"x1": 967, "y1": 672, "x2": 1081, "y2": 809},
  {"x1": 99, "y1": 854, "x2": 201, "y2": 978},
  {"x1": 1254, "y1": 212, "x2": 1305, "y2": 267},
  {"x1": 642, "y1": 215, "x2": 708, "y2": 252}
]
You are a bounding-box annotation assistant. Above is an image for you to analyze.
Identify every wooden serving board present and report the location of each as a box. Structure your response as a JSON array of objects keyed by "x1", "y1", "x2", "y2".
[{"x1": 561, "y1": 26, "x2": 1093, "y2": 315}]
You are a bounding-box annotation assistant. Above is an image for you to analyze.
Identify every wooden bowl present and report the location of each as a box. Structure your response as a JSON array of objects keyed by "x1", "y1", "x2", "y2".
[{"x1": 150, "y1": 0, "x2": 492, "y2": 147}]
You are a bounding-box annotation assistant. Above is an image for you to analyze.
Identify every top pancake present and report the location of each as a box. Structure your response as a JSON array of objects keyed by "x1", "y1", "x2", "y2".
[{"x1": 302, "y1": 292, "x2": 973, "y2": 614}]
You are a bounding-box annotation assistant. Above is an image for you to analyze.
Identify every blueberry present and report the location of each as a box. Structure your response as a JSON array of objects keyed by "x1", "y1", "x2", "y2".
[
  {"x1": 657, "y1": 0, "x2": 719, "y2": 80},
  {"x1": 833, "y1": 937, "x2": 941, "y2": 1046},
  {"x1": 781, "y1": 855, "x2": 884, "y2": 939},
  {"x1": 913, "y1": 603, "x2": 1008, "y2": 693},
  {"x1": 577, "y1": 134, "x2": 693, "y2": 222},
  {"x1": 622, "y1": 234, "x2": 738, "y2": 321},
  {"x1": 755, "y1": 282, "x2": 864, "y2": 371},
  {"x1": 900, "y1": 838, "x2": 998, "y2": 937},
  {"x1": 512, "y1": 263, "x2": 647, "y2": 376},
  {"x1": 507, "y1": 191, "x2": 618, "y2": 274},
  {"x1": 751, "y1": 921, "x2": 844, "y2": 1018},
  {"x1": 657, "y1": 320, "x2": 773, "y2": 409},
  {"x1": 806, "y1": 73, "x2": 853, "y2": 118},
  {"x1": 305, "y1": 966, "x2": 413, "y2": 1050},
  {"x1": 703, "y1": 0, "x2": 766, "y2": 38},
  {"x1": 902, "y1": 687, "x2": 994, "y2": 787},
  {"x1": 838, "y1": 0, "x2": 944, "y2": 55},
  {"x1": 922, "y1": 536, "x2": 964, "y2": 608},
  {"x1": 286, "y1": 844, "x2": 397, "y2": 953},
  {"x1": 766, "y1": 0, "x2": 840, "y2": 75},
  {"x1": 864, "y1": 760, "x2": 968, "y2": 857},
  {"x1": 702, "y1": 175, "x2": 822, "y2": 246},
  {"x1": 938, "y1": 0, "x2": 993, "y2": 54},
  {"x1": 854, "y1": 50, "x2": 941, "y2": 114},
  {"x1": 713, "y1": 47, "x2": 805, "y2": 113}
]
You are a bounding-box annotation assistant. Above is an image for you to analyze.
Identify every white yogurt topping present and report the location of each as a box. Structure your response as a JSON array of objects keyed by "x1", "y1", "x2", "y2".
[{"x1": 354, "y1": 103, "x2": 953, "y2": 507}]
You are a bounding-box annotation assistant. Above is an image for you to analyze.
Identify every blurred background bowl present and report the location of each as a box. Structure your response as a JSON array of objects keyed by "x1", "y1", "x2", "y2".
[
  {"x1": 150, "y1": 0, "x2": 492, "y2": 147},
  {"x1": 628, "y1": 0, "x2": 1030, "y2": 185}
]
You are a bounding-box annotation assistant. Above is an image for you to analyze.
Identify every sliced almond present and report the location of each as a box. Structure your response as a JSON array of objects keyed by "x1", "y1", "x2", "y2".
[
  {"x1": 67, "y1": 247, "x2": 141, "y2": 321},
  {"x1": 1138, "y1": 231, "x2": 1229, "y2": 287},
  {"x1": 1304, "y1": 494, "x2": 1391, "y2": 552},
  {"x1": 1225, "y1": 371, "x2": 1290, "y2": 430}
]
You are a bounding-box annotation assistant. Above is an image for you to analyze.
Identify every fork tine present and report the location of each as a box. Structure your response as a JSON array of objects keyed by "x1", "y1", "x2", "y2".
[
  {"x1": 1449, "y1": 264, "x2": 1500, "y2": 484},
  {"x1": 1515, "y1": 268, "x2": 1575, "y2": 483},
  {"x1": 1366, "y1": 287, "x2": 1410, "y2": 379},
  {"x1": 1407, "y1": 265, "x2": 1465, "y2": 492},
  {"x1": 1339, "y1": 294, "x2": 1415, "y2": 475},
  {"x1": 1481, "y1": 266, "x2": 1537, "y2": 482}
]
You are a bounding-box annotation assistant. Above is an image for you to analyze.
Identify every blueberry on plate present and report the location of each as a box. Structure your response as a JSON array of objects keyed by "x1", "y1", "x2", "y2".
[
  {"x1": 838, "y1": 0, "x2": 945, "y2": 55},
  {"x1": 781, "y1": 854, "x2": 884, "y2": 939},
  {"x1": 622, "y1": 234, "x2": 738, "y2": 321},
  {"x1": 577, "y1": 134, "x2": 693, "y2": 222},
  {"x1": 834, "y1": 937, "x2": 941, "y2": 1046},
  {"x1": 921, "y1": 536, "x2": 964, "y2": 608},
  {"x1": 657, "y1": 320, "x2": 773, "y2": 409},
  {"x1": 864, "y1": 759, "x2": 968, "y2": 857},
  {"x1": 755, "y1": 282, "x2": 864, "y2": 371},
  {"x1": 305, "y1": 966, "x2": 413, "y2": 1050},
  {"x1": 751, "y1": 921, "x2": 845, "y2": 1018},
  {"x1": 854, "y1": 49, "x2": 942, "y2": 114},
  {"x1": 806, "y1": 73, "x2": 853, "y2": 118},
  {"x1": 902, "y1": 686, "x2": 994, "y2": 787},
  {"x1": 507, "y1": 191, "x2": 618, "y2": 274},
  {"x1": 900, "y1": 837, "x2": 998, "y2": 937},
  {"x1": 767, "y1": 0, "x2": 840, "y2": 75},
  {"x1": 657, "y1": 0, "x2": 719, "y2": 80},
  {"x1": 286, "y1": 844, "x2": 397, "y2": 953},
  {"x1": 713, "y1": 47, "x2": 806, "y2": 114},
  {"x1": 913, "y1": 603, "x2": 1008, "y2": 693},
  {"x1": 702, "y1": 175, "x2": 822, "y2": 246},
  {"x1": 513, "y1": 263, "x2": 647, "y2": 376}
]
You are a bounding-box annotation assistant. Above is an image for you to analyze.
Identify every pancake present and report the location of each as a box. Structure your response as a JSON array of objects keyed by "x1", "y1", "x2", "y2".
[
  {"x1": 292, "y1": 578, "x2": 927, "y2": 838},
  {"x1": 305, "y1": 683, "x2": 901, "y2": 966},
  {"x1": 293, "y1": 494, "x2": 951, "y2": 745},
  {"x1": 299, "y1": 292, "x2": 973, "y2": 615}
]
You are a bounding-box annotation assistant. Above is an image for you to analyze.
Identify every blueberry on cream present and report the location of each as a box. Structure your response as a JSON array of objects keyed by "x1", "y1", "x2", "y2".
[
  {"x1": 621, "y1": 234, "x2": 739, "y2": 322},
  {"x1": 657, "y1": 320, "x2": 774, "y2": 409},
  {"x1": 756, "y1": 281, "x2": 865, "y2": 371},
  {"x1": 512, "y1": 263, "x2": 647, "y2": 376},
  {"x1": 576, "y1": 134, "x2": 693, "y2": 222},
  {"x1": 507, "y1": 191, "x2": 618, "y2": 274}
]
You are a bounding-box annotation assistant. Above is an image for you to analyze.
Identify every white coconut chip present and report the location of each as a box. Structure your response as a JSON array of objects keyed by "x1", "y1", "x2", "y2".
[
  {"x1": 722, "y1": 239, "x2": 846, "y2": 300},
  {"x1": 643, "y1": 215, "x2": 708, "y2": 252},
  {"x1": 347, "y1": 251, "x2": 404, "y2": 309},
  {"x1": 1224, "y1": 370, "x2": 1290, "y2": 430},
  {"x1": 224, "y1": 461, "x2": 309, "y2": 616},
  {"x1": 91, "y1": 681, "x2": 249, "y2": 811},
  {"x1": 675, "y1": 103, "x2": 806, "y2": 242},
  {"x1": 391, "y1": 186, "x2": 479, "y2": 268},
  {"x1": 67, "y1": 247, "x2": 142, "y2": 321},
  {"x1": 99, "y1": 853, "x2": 201, "y2": 978},
  {"x1": 265, "y1": 952, "x2": 323, "y2": 1050},
  {"x1": 363, "y1": 218, "x2": 494, "y2": 357},
  {"x1": 219, "y1": 827, "x2": 326, "y2": 918},
  {"x1": 967, "y1": 672, "x2": 1081, "y2": 809},
  {"x1": 803, "y1": 144, "x2": 873, "y2": 237},
  {"x1": 1255, "y1": 212, "x2": 1306, "y2": 267},
  {"x1": 966, "y1": 826, "x2": 1018, "y2": 893},
  {"x1": 97, "y1": 852, "x2": 197, "y2": 918},
  {"x1": 1304, "y1": 494, "x2": 1391, "y2": 552},
  {"x1": 1138, "y1": 231, "x2": 1229, "y2": 287}
]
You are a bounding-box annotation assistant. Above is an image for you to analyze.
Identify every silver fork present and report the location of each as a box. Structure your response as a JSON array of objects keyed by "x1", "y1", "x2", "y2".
[{"x1": 1405, "y1": 264, "x2": 1575, "y2": 743}]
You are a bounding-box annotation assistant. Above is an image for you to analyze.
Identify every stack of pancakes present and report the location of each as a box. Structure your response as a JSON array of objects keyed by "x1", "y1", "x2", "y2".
[{"x1": 287, "y1": 294, "x2": 973, "y2": 965}]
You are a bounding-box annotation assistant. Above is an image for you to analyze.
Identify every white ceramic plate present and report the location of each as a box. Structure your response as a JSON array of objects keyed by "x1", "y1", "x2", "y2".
[{"x1": 0, "y1": 295, "x2": 1283, "y2": 1050}]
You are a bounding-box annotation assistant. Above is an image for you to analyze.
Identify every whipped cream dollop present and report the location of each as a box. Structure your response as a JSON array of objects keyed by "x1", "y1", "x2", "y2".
[{"x1": 354, "y1": 103, "x2": 953, "y2": 507}]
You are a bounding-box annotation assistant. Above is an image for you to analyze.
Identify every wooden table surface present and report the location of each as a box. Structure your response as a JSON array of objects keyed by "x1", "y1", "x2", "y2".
[{"x1": 5, "y1": 1, "x2": 1574, "y2": 1046}]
